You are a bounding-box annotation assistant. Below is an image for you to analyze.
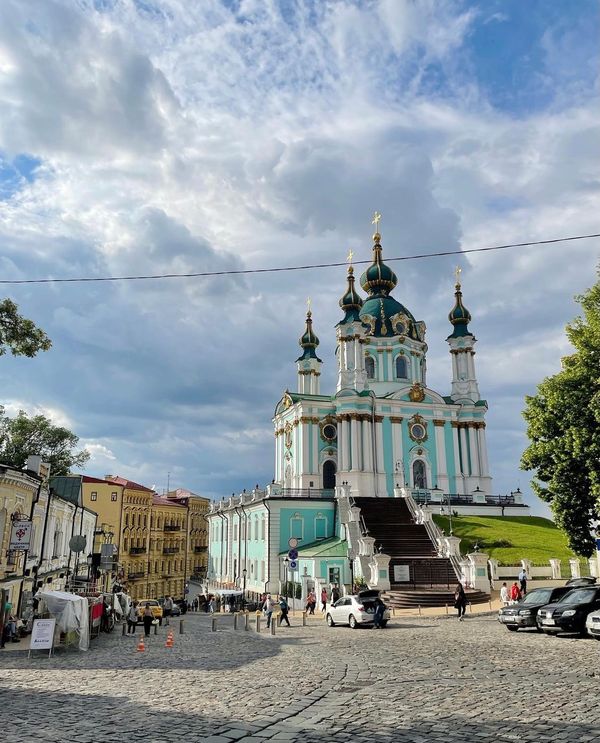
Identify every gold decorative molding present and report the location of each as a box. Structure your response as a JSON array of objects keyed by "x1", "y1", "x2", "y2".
[
  {"x1": 389, "y1": 416, "x2": 403, "y2": 424},
  {"x1": 433, "y1": 419, "x2": 446, "y2": 427},
  {"x1": 408, "y1": 382, "x2": 425, "y2": 402}
]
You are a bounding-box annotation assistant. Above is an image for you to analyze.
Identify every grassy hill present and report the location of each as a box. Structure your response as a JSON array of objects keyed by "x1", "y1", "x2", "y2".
[{"x1": 432, "y1": 514, "x2": 578, "y2": 565}]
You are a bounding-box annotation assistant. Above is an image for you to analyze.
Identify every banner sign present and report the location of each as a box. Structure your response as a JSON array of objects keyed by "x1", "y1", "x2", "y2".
[
  {"x1": 393, "y1": 564, "x2": 410, "y2": 582},
  {"x1": 30, "y1": 618, "x2": 56, "y2": 652},
  {"x1": 9, "y1": 520, "x2": 33, "y2": 551}
]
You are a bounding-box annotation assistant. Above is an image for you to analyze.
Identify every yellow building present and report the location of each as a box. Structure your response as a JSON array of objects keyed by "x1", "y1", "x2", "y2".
[
  {"x1": 166, "y1": 489, "x2": 210, "y2": 581},
  {"x1": 148, "y1": 495, "x2": 187, "y2": 600},
  {"x1": 82, "y1": 476, "x2": 124, "y2": 551}
]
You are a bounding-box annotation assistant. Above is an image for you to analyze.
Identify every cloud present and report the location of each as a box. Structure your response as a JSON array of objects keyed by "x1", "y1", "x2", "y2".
[{"x1": 0, "y1": 0, "x2": 598, "y2": 516}]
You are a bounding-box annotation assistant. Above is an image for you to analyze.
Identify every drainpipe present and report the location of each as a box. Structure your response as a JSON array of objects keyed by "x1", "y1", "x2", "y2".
[
  {"x1": 17, "y1": 470, "x2": 43, "y2": 615},
  {"x1": 263, "y1": 498, "x2": 271, "y2": 594}
]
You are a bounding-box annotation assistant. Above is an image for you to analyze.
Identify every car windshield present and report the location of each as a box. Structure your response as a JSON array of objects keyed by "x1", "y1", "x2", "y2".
[
  {"x1": 558, "y1": 588, "x2": 597, "y2": 605},
  {"x1": 521, "y1": 589, "x2": 552, "y2": 605}
]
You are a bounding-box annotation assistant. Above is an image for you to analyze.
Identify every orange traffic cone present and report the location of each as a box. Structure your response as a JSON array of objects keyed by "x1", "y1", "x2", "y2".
[
  {"x1": 137, "y1": 637, "x2": 145, "y2": 652},
  {"x1": 165, "y1": 634, "x2": 173, "y2": 648}
]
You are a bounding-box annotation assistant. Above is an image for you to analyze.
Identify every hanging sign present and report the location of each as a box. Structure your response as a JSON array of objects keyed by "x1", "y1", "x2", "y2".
[{"x1": 9, "y1": 520, "x2": 33, "y2": 551}]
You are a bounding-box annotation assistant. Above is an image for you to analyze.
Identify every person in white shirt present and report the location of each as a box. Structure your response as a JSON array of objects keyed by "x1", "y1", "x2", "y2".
[
  {"x1": 518, "y1": 569, "x2": 528, "y2": 595},
  {"x1": 500, "y1": 582, "x2": 510, "y2": 606}
]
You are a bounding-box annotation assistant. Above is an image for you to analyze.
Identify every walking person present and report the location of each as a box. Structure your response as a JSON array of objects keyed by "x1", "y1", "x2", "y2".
[
  {"x1": 518, "y1": 568, "x2": 528, "y2": 596},
  {"x1": 278, "y1": 597, "x2": 291, "y2": 627},
  {"x1": 163, "y1": 595, "x2": 173, "y2": 626},
  {"x1": 306, "y1": 591, "x2": 316, "y2": 615},
  {"x1": 331, "y1": 586, "x2": 340, "y2": 604},
  {"x1": 454, "y1": 582, "x2": 467, "y2": 620},
  {"x1": 372, "y1": 597, "x2": 386, "y2": 629},
  {"x1": 208, "y1": 596, "x2": 216, "y2": 614},
  {"x1": 127, "y1": 601, "x2": 138, "y2": 634},
  {"x1": 142, "y1": 602, "x2": 154, "y2": 637},
  {"x1": 510, "y1": 581, "x2": 521, "y2": 603},
  {"x1": 262, "y1": 594, "x2": 275, "y2": 628},
  {"x1": 500, "y1": 582, "x2": 510, "y2": 606},
  {"x1": 320, "y1": 588, "x2": 328, "y2": 612}
]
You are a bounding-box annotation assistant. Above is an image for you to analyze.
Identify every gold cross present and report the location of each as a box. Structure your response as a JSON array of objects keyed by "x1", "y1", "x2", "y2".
[
  {"x1": 372, "y1": 211, "x2": 382, "y2": 230},
  {"x1": 306, "y1": 296, "x2": 312, "y2": 314},
  {"x1": 346, "y1": 249, "x2": 354, "y2": 264},
  {"x1": 454, "y1": 266, "x2": 462, "y2": 284}
]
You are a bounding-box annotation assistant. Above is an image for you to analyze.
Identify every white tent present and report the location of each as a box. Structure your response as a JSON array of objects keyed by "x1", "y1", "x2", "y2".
[{"x1": 35, "y1": 590, "x2": 90, "y2": 651}]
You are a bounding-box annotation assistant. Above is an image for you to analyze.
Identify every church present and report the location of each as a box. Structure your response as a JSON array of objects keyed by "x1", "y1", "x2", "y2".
[{"x1": 207, "y1": 218, "x2": 527, "y2": 602}]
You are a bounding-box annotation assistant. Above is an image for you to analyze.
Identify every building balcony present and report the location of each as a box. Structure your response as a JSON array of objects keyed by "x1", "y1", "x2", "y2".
[
  {"x1": 163, "y1": 547, "x2": 180, "y2": 554},
  {"x1": 194, "y1": 546, "x2": 207, "y2": 553},
  {"x1": 129, "y1": 547, "x2": 146, "y2": 555},
  {"x1": 127, "y1": 571, "x2": 145, "y2": 580},
  {"x1": 163, "y1": 524, "x2": 181, "y2": 531}
]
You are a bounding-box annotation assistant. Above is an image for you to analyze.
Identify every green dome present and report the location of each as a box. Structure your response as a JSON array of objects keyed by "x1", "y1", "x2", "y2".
[
  {"x1": 297, "y1": 311, "x2": 322, "y2": 361},
  {"x1": 359, "y1": 233, "x2": 398, "y2": 296},
  {"x1": 339, "y1": 266, "x2": 363, "y2": 323},
  {"x1": 359, "y1": 295, "x2": 418, "y2": 338},
  {"x1": 447, "y1": 282, "x2": 472, "y2": 338}
]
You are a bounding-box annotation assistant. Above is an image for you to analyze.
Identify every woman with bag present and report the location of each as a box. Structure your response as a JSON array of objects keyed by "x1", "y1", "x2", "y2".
[
  {"x1": 142, "y1": 602, "x2": 154, "y2": 637},
  {"x1": 127, "y1": 601, "x2": 138, "y2": 634},
  {"x1": 454, "y1": 582, "x2": 467, "y2": 621}
]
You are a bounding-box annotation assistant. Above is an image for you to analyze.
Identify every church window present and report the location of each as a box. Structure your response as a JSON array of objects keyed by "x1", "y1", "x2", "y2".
[
  {"x1": 233, "y1": 523, "x2": 238, "y2": 541},
  {"x1": 395, "y1": 355, "x2": 408, "y2": 379},
  {"x1": 260, "y1": 561, "x2": 265, "y2": 581},
  {"x1": 413, "y1": 460, "x2": 427, "y2": 490},
  {"x1": 365, "y1": 355, "x2": 375, "y2": 379},
  {"x1": 315, "y1": 515, "x2": 327, "y2": 540},
  {"x1": 290, "y1": 514, "x2": 304, "y2": 540},
  {"x1": 261, "y1": 516, "x2": 266, "y2": 540}
]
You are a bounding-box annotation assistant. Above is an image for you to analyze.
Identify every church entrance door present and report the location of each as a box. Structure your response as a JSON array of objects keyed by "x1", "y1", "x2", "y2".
[{"x1": 323, "y1": 460, "x2": 336, "y2": 490}]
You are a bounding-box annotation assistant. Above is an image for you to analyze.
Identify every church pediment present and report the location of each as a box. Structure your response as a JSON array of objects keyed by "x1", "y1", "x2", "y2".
[{"x1": 385, "y1": 384, "x2": 446, "y2": 405}]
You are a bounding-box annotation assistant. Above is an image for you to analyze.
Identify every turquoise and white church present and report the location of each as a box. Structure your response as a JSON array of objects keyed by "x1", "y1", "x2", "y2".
[{"x1": 207, "y1": 223, "x2": 527, "y2": 599}]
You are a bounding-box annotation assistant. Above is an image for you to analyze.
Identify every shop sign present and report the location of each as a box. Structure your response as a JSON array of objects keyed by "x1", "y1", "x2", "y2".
[
  {"x1": 29, "y1": 618, "x2": 56, "y2": 656},
  {"x1": 9, "y1": 520, "x2": 33, "y2": 551}
]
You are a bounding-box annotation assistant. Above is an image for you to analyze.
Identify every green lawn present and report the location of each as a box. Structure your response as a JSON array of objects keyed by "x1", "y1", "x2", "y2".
[{"x1": 432, "y1": 514, "x2": 578, "y2": 565}]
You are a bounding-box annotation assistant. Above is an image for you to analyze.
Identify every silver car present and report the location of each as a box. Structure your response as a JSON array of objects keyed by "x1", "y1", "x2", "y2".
[{"x1": 326, "y1": 590, "x2": 391, "y2": 629}]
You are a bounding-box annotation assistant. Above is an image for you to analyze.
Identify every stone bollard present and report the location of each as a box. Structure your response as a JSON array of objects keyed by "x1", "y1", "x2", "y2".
[
  {"x1": 256, "y1": 614, "x2": 261, "y2": 633},
  {"x1": 211, "y1": 616, "x2": 217, "y2": 632},
  {"x1": 233, "y1": 613, "x2": 238, "y2": 630},
  {"x1": 179, "y1": 619, "x2": 184, "y2": 634},
  {"x1": 469, "y1": 602, "x2": 473, "y2": 613},
  {"x1": 244, "y1": 612, "x2": 249, "y2": 631},
  {"x1": 488, "y1": 598, "x2": 492, "y2": 611},
  {"x1": 445, "y1": 604, "x2": 448, "y2": 615},
  {"x1": 122, "y1": 623, "x2": 126, "y2": 636},
  {"x1": 154, "y1": 622, "x2": 158, "y2": 635},
  {"x1": 270, "y1": 618, "x2": 276, "y2": 636},
  {"x1": 302, "y1": 611, "x2": 307, "y2": 627},
  {"x1": 418, "y1": 605, "x2": 422, "y2": 616}
]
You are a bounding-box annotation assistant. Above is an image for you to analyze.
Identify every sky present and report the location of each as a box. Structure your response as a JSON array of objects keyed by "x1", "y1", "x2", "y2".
[{"x1": 0, "y1": 0, "x2": 598, "y2": 515}]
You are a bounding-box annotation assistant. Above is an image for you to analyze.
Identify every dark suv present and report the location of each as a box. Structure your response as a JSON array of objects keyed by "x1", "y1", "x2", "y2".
[
  {"x1": 498, "y1": 586, "x2": 573, "y2": 631},
  {"x1": 537, "y1": 586, "x2": 600, "y2": 635}
]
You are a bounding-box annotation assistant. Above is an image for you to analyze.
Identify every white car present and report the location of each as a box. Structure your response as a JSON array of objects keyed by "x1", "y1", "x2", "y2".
[
  {"x1": 326, "y1": 590, "x2": 391, "y2": 629},
  {"x1": 585, "y1": 608, "x2": 600, "y2": 640}
]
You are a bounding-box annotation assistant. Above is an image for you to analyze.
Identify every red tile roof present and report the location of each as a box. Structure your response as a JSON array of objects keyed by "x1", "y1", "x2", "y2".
[
  {"x1": 83, "y1": 475, "x2": 119, "y2": 485},
  {"x1": 105, "y1": 476, "x2": 155, "y2": 493},
  {"x1": 152, "y1": 494, "x2": 186, "y2": 508}
]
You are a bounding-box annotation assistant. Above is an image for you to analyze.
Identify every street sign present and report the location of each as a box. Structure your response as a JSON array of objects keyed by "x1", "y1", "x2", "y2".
[
  {"x1": 288, "y1": 549, "x2": 298, "y2": 560},
  {"x1": 9, "y1": 520, "x2": 32, "y2": 551},
  {"x1": 288, "y1": 537, "x2": 299, "y2": 549},
  {"x1": 289, "y1": 560, "x2": 297, "y2": 569},
  {"x1": 69, "y1": 535, "x2": 87, "y2": 553}
]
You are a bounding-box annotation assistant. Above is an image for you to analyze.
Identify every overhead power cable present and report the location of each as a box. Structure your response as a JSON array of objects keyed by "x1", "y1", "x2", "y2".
[{"x1": 0, "y1": 232, "x2": 598, "y2": 285}]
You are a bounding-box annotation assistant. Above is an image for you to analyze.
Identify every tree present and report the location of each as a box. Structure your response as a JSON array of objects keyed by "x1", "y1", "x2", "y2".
[
  {"x1": 0, "y1": 298, "x2": 51, "y2": 357},
  {"x1": 521, "y1": 274, "x2": 600, "y2": 557},
  {"x1": 0, "y1": 407, "x2": 90, "y2": 476}
]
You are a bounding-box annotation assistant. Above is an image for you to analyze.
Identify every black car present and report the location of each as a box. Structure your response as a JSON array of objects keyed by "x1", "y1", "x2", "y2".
[
  {"x1": 565, "y1": 577, "x2": 597, "y2": 587},
  {"x1": 537, "y1": 585, "x2": 600, "y2": 635},
  {"x1": 498, "y1": 586, "x2": 573, "y2": 631}
]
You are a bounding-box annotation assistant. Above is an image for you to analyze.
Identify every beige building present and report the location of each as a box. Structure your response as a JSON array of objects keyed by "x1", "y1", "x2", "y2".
[{"x1": 166, "y1": 489, "x2": 210, "y2": 581}]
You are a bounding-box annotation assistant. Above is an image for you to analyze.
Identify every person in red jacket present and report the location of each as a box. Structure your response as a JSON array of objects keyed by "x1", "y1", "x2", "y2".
[{"x1": 510, "y1": 581, "x2": 522, "y2": 602}]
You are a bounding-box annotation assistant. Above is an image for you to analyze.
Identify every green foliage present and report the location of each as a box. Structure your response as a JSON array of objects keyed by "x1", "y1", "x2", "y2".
[
  {"x1": 521, "y1": 275, "x2": 600, "y2": 557},
  {"x1": 0, "y1": 299, "x2": 51, "y2": 357},
  {"x1": 432, "y1": 514, "x2": 579, "y2": 565},
  {"x1": 281, "y1": 581, "x2": 301, "y2": 600},
  {"x1": 0, "y1": 407, "x2": 90, "y2": 476}
]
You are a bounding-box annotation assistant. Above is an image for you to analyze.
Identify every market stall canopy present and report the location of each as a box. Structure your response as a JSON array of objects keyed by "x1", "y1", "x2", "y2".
[{"x1": 35, "y1": 590, "x2": 90, "y2": 651}]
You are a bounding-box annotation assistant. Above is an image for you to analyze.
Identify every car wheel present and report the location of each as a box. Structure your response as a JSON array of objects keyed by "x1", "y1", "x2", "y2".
[
  {"x1": 326, "y1": 614, "x2": 335, "y2": 627},
  {"x1": 349, "y1": 614, "x2": 357, "y2": 629},
  {"x1": 506, "y1": 625, "x2": 519, "y2": 632}
]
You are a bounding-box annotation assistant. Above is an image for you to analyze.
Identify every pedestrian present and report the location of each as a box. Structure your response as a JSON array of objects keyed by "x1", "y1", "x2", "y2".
[
  {"x1": 163, "y1": 595, "x2": 173, "y2": 626},
  {"x1": 142, "y1": 602, "x2": 154, "y2": 637},
  {"x1": 278, "y1": 597, "x2": 291, "y2": 627},
  {"x1": 208, "y1": 596, "x2": 216, "y2": 614},
  {"x1": 127, "y1": 601, "x2": 138, "y2": 634},
  {"x1": 331, "y1": 586, "x2": 340, "y2": 604},
  {"x1": 228, "y1": 594, "x2": 235, "y2": 613},
  {"x1": 500, "y1": 582, "x2": 510, "y2": 606},
  {"x1": 372, "y1": 597, "x2": 386, "y2": 629},
  {"x1": 320, "y1": 588, "x2": 328, "y2": 612},
  {"x1": 454, "y1": 582, "x2": 467, "y2": 620},
  {"x1": 518, "y1": 568, "x2": 528, "y2": 596},
  {"x1": 262, "y1": 594, "x2": 275, "y2": 628},
  {"x1": 305, "y1": 591, "x2": 316, "y2": 615},
  {"x1": 510, "y1": 581, "x2": 521, "y2": 603}
]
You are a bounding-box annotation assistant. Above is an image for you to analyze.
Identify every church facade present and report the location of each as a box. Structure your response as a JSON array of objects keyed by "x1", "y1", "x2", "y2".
[{"x1": 207, "y1": 223, "x2": 525, "y2": 597}]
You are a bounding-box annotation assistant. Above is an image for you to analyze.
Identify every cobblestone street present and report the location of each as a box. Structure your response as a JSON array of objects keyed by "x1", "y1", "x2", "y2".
[{"x1": 2, "y1": 612, "x2": 600, "y2": 743}]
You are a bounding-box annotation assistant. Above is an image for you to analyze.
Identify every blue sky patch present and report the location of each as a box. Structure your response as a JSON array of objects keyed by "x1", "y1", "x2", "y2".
[{"x1": 0, "y1": 153, "x2": 42, "y2": 199}]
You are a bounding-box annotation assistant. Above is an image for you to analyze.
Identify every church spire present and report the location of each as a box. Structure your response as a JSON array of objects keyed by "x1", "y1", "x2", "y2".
[
  {"x1": 297, "y1": 301, "x2": 321, "y2": 362},
  {"x1": 359, "y1": 213, "x2": 398, "y2": 297},
  {"x1": 446, "y1": 269, "x2": 480, "y2": 403},
  {"x1": 339, "y1": 250, "x2": 363, "y2": 323},
  {"x1": 447, "y1": 267, "x2": 472, "y2": 338},
  {"x1": 296, "y1": 301, "x2": 322, "y2": 395}
]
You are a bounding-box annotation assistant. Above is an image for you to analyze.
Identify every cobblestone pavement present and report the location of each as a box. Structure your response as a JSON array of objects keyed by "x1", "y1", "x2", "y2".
[{"x1": 2, "y1": 612, "x2": 600, "y2": 743}]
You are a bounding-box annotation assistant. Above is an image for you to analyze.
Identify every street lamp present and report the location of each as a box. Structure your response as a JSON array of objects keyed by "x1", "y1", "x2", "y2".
[
  {"x1": 284, "y1": 557, "x2": 290, "y2": 603},
  {"x1": 86, "y1": 553, "x2": 93, "y2": 581},
  {"x1": 242, "y1": 567, "x2": 247, "y2": 606}
]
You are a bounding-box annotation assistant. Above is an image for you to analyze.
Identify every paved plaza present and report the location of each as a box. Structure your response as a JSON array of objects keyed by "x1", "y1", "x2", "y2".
[{"x1": 1, "y1": 611, "x2": 599, "y2": 743}]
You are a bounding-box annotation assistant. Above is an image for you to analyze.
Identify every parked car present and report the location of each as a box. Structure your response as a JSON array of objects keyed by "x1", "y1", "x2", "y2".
[
  {"x1": 537, "y1": 586, "x2": 600, "y2": 635},
  {"x1": 136, "y1": 599, "x2": 164, "y2": 625},
  {"x1": 585, "y1": 609, "x2": 600, "y2": 640},
  {"x1": 326, "y1": 590, "x2": 391, "y2": 629},
  {"x1": 565, "y1": 577, "x2": 597, "y2": 587},
  {"x1": 498, "y1": 586, "x2": 573, "y2": 631}
]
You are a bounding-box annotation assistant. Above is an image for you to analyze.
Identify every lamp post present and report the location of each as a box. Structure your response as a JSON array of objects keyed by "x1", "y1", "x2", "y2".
[
  {"x1": 86, "y1": 553, "x2": 93, "y2": 581},
  {"x1": 242, "y1": 567, "x2": 247, "y2": 607},
  {"x1": 284, "y1": 557, "x2": 289, "y2": 603}
]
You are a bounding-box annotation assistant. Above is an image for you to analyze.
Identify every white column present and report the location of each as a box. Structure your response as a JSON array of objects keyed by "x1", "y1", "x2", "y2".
[
  {"x1": 312, "y1": 422, "x2": 319, "y2": 475},
  {"x1": 339, "y1": 418, "x2": 348, "y2": 472},
  {"x1": 353, "y1": 337, "x2": 360, "y2": 371},
  {"x1": 434, "y1": 422, "x2": 448, "y2": 489},
  {"x1": 375, "y1": 419, "x2": 385, "y2": 473},
  {"x1": 468, "y1": 425, "x2": 480, "y2": 477},
  {"x1": 391, "y1": 419, "x2": 403, "y2": 482},
  {"x1": 386, "y1": 350, "x2": 393, "y2": 381},
  {"x1": 362, "y1": 418, "x2": 373, "y2": 472},
  {"x1": 451, "y1": 424, "x2": 462, "y2": 493},
  {"x1": 459, "y1": 425, "x2": 469, "y2": 475},
  {"x1": 302, "y1": 422, "x2": 310, "y2": 479},
  {"x1": 350, "y1": 418, "x2": 360, "y2": 471},
  {"x1": 477, "y1": 425, "x2": 490, "y2": 477}
]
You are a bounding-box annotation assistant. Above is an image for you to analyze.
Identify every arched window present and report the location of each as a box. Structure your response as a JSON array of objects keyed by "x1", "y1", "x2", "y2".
[
  {"x1": 323, "y1": 460, "x2": 336, "y2": 490},
  {"x1": 365, "y1": 355, "x2": 375, "y2": 379},
  {"x1": 413, "y1": 460, "x2": 427, "y2": 489},
  {"x1": 290, "y1": 514, "x2": 304, "y2": 540},
  {"x1": 395, "y1": 355, "x2": 408, "y2": 379}
]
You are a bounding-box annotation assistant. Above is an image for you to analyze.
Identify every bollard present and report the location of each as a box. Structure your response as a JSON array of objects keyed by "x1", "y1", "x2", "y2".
[
  {"x1": 211, "y1": 616, "x2": 217, "y2": 632},
  {"x1": 154, "y1": 623, "x2": 158, "y2": 635},
  {"x1": 489, "y1": 599, "x2": 492, "y2": 611},
  {"x1": 445, "y1": 604, "x2": 448, "y2": 615},
  {"x1": 122, "y1": 622, "x2": 126, "y2": 636},
  {"x1": 244, "y1": 612, "x2": 249, "y2": 631},
  {"x1": 469, "y1": 601, "x2": 473, "y2": 613},
  {"x1": 256, "y1": 614, "x2": 261, "y2": 633},
  {"x1": 233, "y1": 613, "x2": 238, "y2": 630},
  {"x1": 392, "y1": 607, "x2": 396, "y2": 617},
  {"x1": 418, "y1": 604, "x2": 422, "y2": 616},
  {"x1": 270, "y1": 618, "x2": 276, "y2": 636},
  {"x1": 302, "y1": 611, "x2": 307, "y2": 627},
  {"x1": 179, "y1": 619, "x2": 184, "y2": 634}
]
